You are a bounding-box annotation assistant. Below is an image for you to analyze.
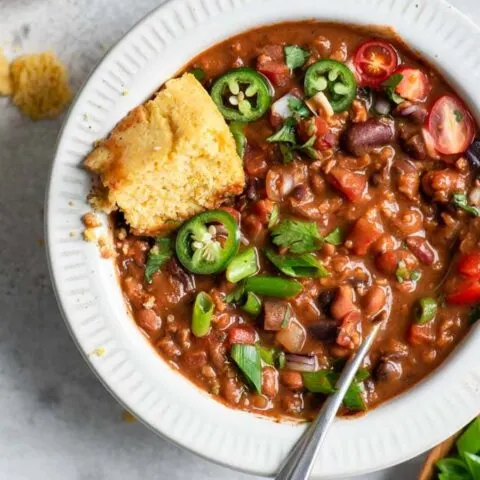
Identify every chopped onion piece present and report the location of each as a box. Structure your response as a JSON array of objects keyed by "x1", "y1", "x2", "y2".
[
  {"x1": 469, "y1": 187, "x2": 480, "y2": 206},
  {"x1": 306, "y1": 92, "x2": 334, "y2": 118},
  {"x1": 421, "y1": 127, "x2": 440, "y2": 160},
  {"x1": 271, "y1": 93, "x2": 298, "y2": 120},
  {"x1": 285, "y1": 354, "x2": 319, "y2": 372},
  {"x1": 373, "y1": 97, "x2": 391, "y2": 116},
  {"x1": 276, "y1": 317, "x2": 306, "y2": 353}
]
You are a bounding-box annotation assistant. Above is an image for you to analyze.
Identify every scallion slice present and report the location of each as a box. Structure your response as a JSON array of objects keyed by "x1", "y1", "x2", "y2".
[
  {"x1": 241, "y1": 291, "x2": 262, "y2": 317},
  {"x1": 226, "y1": 247, "x2": 259, "y2": 283},
  {"x1": 230, "y1": 344, "x2": 262, "y2": 393},
  {"x1": 192, "y1": 292, "x2": 214, "y2": 337}
]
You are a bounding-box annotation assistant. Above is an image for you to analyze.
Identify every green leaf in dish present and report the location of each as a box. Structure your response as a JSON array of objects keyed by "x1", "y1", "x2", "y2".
[
  {"x1": 267, "y1": 117, "x2": 297, "y2": 144},
  {"x1": 144, "y1": 237, "x2": 173, "y2": 283},
  {"x1": 324, "y1": 227, "x2": 344, "y2": 246},
  {"x1": 192, "y1": 291, "x2": 214, "y2": 337},
  {"x1": 230, "y1": 344, "x2": 262, "y2": 393},
  {"x1": 226, "y1": 247, "x2": 259, "y2": 283},
  {"x1": 265, "y1": 248, "x2": 329, "y2": 278},
  {"x1": 457, "y1": 417, "x2": 480, "y2": 459},
  {"x1": 464, "y1": 452, "x2": 480, "y2": 480},
  {"x1": 436, "y1": 457, "x2": 470, "y2": 478},
  {"x1": 271, "y1": 219, "x2": 323, "y2": 254},
  {"x1": 284, "y1": 45, "x2": 310, "y2": 70}
]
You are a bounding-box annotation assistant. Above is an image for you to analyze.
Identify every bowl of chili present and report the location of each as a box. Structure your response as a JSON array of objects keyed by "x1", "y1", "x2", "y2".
[{"x1": 46, "y1": 0, "x2": 480, "y2": 477}]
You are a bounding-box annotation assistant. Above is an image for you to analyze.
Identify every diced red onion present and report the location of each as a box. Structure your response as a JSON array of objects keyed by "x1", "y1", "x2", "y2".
[
  {"x1": 266, "y1": 167, "x2": 294, "y2": 201},
  {"x1": 285, "y1": 354, "x2": 319, "y2": 372},
  {"x1": 421, "y1": 128, "x2": 440, "y2": 160}
]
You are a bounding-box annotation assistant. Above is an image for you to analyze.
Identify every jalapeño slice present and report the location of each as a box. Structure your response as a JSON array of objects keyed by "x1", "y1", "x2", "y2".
[
  {"x1": 211, "y1": 68, "x2": 272, "y2": 122},
  {"x1": 304, "y1": 59, "x2": 357, "y2": 112},
  {"x1": 176, "y1": 210, "x2": 240, "y2": 274}
]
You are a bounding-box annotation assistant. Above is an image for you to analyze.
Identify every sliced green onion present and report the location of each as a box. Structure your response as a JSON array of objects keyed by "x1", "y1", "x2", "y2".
[
  {"x1": 230, "y1": 344, "x2": 262, "y2": 393},
  {"x1": 342, "y1": 382, "x2": 367, "y2": 411},
  {"x1": 192, "y1": 292, "x2": 214, "y2": 337},
  {"x1": 244, "y1": 275, "x2": 303, "y2": 298},
  {"x1": 226, "y1": 247, "x2": 259, "y2": 283},
  {"x1": 277, "y1": 351, "x2": 286, "y2": 369},
  {"x1": 265, "y1": 249, "x2": 329, "y2": 278},
  {"x1": 268, "y1": 204, "x2": 280, "y2": 229},
  {"x1": 257, "y1": 345, "x2": 276, "y2": 365},
  {"x1": 302, "y1": 370, "x2": 337, "y2": 394},
  {"x1": 280, "y1": 303, "x2": 292, "y2": 329},
  {"x1": 241, "y1": 291, "x2": 262, "y2": 317},
  {"x1": 225, "y1": 284, "x2": 245, "y2": 303},
  {"x1": 414, "y1": 297, "x2": 438, "y2": 325}
]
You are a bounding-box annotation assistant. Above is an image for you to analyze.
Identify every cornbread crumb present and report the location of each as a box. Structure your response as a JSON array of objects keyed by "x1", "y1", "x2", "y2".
[
  {"x1": 83, "y1": 228, "x2": 97, "y2": 243},
  {"x1": 82, "y1": 212, "x2": 102, "y2": 228},
  {"x1": 85, "y1": 73, "x2": 244, "y2": 235},
  {"x1": 143, "y1": 296, "x2": 156, "y2": 309},
  {"x1": 0, "y1": 48, "x2": 11, "y2": 96},
  {"x1": 10, "y1": 51, "x2": 72, "y2": 120},
  {"x1": 98, "y1": 234, "x2": 116, "y2": 259},
  {"x1": 92, "y1": 346, "x2": 105, "y2": 357}
]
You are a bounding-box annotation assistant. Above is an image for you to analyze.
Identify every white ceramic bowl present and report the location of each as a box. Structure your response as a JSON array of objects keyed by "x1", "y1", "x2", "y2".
[{"x1": 46, "y1": 0, "x2": 480, "y2": 477}]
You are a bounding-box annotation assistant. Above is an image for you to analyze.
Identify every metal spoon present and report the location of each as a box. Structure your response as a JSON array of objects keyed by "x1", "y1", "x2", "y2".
[{"x1": 276, "y1": 318, "x2": 384, "y2": 480}]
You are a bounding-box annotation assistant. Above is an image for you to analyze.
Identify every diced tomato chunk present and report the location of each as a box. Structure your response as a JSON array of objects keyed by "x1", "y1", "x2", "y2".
[
  {"x1": 394, "y1": 67, "x2": 431, "y2": 102},
  {"x1": 457, "y1": 251, "x2": 480, "y2": 279},
  {"x1": 251, "y1": 199, "x2": 274, "y2": 224},
  {"x1": 257, "y1": 62, "x2": 290, "y2": 87},
  {"x1": 297, "y1": 117, "x2": 333, "y2": 151},
  {"x1": 328, "y1": 167, "x2": 367, "y2": 203},
  {"x1": 228, "y1": 325, "x2": 257, "y2": 345},
  {"x1": 408, "y1": 323, "x2": 435, "y2": 346},
  {"x1": 446, "y1": 279, "x2": 480, "y2": 305},
  {"x1": 347, "y1": 216, "x2": 384, "y2": 256},
  {"x1": 244, "y1": 146, "x2": 268, "y2": 177}
]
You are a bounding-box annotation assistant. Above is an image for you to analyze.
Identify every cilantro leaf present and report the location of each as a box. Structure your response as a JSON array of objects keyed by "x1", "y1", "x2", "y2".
[
  {"x1": 267, "y1": 117, "x2": 297, "y2": 144},
  {"x1": 271, "y1": 219, "x2": 323, "y2": 254},
  {"x1": 382, "y1": 73, "x2": 404, "y2": 104},
  {"x1": 287, "y1": 96, "x2": 311, "y2": 119},
  {"x1": 284, "y1": 45, "x2": 310, "y2": 70},
  {"x1": 265, "y1": 249, "x2": 329, "y2": 278},
  {"x1": 295, "y1": 135, "x2": 318, "y2": 160},
  {"x1": 268, "y1": 204, "x2": 280, "y2": 228},
  {"x1": 279, "y1": 143, "x2": 295, "y2": 164},
  {"x1": 145, "y1": 237, "x2": 173, "y2": 283},
  {"x1": 325, "y1": 227, "x2": 344, "y2": 246},
  {"x1": 453, "y1": 193, "x2": 480, "y2": 217},
  {"x1": 454, "y1": 109, "x2": 464, "y2": 123}
]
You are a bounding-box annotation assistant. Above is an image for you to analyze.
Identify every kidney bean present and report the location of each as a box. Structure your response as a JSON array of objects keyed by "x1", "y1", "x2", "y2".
[
  {"x1": 393, "y1": 101, "x2": 428, "y2": 124},
  {"x1": 344, "y1": 118, "x2": 395, "y2": 156},
  {"x1": 279, "y1": 371, "x2": 304, "y2": 391},
  {"x1": 405, "y1": 236, "x2": 436, "y2": 265}
]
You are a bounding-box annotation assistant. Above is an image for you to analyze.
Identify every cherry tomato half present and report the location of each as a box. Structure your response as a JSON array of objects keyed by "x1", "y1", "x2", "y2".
[
  {"x1": 427, "y1": 95, "x2": 475, "y2": 155},
  {"x1": 394, "y1": 67, "x2": 431, "y2": 101},
  {"x1": 457, "y1": 251, "x2": 480, "y2": 279},
  {"x1": 354, "y1": 39, "x2": 399, "y2": 87}
]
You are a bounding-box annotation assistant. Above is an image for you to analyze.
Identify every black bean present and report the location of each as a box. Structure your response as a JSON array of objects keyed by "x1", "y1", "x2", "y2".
[
  {"x1": 317, "y1": 289, "x2": 335, "y2": 315},
  {"x1": 309, "y1": 319, "x2": 338, "y2": 342}
]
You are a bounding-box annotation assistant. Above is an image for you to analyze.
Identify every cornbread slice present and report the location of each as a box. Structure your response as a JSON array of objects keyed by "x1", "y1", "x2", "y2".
[
  {"x1": 85, "y1": 73, "x2": 245, "y2": 236},
  {"x1": 0, "y1": 48, "x2": 11, "y2": 96},
  {"x1": 10, "y1": 51, "x2": 72, "y2": 119}
]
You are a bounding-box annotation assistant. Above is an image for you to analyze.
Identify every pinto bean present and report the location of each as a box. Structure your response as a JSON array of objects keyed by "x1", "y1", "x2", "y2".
[
  {"x1": 405, "y1": 236, "x2": 436, "y2": 265},
  {"x1": 262, "y1": 366, "x2": 279, "y2": 398},
  {"x1": 362, "y1": 285, "x2": 386, "y2": 319},
  {"x1": 336, "y1": 310, "x2": 363, "y2": 349},
  {"x1": 374, "y1": 357, "x2": 403, "y2": 382},
  {"x1": 280, "y1": 371, "x2": 304, "y2": 391},
  {"x1": 331, "y1": 285, "x2": 356, "y2": 321},
  {"x1": 137, "y1": 309, "x2": 161, "y2": 335},
  {"x1": 344, "y1": 118, "x2": 395, "y2": 156}
]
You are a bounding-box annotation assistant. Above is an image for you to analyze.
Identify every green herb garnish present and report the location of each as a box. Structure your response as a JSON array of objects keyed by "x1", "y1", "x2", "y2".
[
  {"x1": 265, "y1": 249, "x2": 329, "y2": 278},
  {"x1": 453, "y1": 193, "x2": 480, "y2": 217},
  {"x1": 145, "y1": 237, "x2": 173, "y2": 283},
  {"x1": 284, "y1": 45, "x2": 310, "y2": 70},
  {"x1": 382, "y1": 73, "x2": 404, "y2": 104},
  {"x1": 230, "y1": 344, "x2": 262, "y2": 393},
  {"x1": 325, "y1": 227, "x2": 344, "y2": 246},
  {"x1": 288, "y1": 96, "x2": 311, "y2": 119},
  {"x1": 267, "y1": 117, "x2": 297, "y2": 144},
  {"x1": 271, "y1": 219, "x2": 323, "y2": 254}
]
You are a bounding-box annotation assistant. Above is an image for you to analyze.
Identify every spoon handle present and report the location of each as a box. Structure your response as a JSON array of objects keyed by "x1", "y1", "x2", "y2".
[{"x1": 276, "y1": 320, "x2": 383, "y2": 480}]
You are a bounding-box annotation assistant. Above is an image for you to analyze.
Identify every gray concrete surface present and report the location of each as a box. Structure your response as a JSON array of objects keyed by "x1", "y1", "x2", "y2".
[{"x1": 0, "y1": 0, "x2": 477, "y2": 478}]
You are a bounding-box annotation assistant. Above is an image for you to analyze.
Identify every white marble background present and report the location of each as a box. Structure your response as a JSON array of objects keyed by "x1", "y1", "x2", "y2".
[{"x1": 0, "y1": 0, "x2": 477, "y2": 478}]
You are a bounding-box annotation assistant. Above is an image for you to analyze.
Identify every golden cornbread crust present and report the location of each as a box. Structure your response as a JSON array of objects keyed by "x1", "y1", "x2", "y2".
[
  {"x1": 85, "y1": 73, "x2": 245, "y2": 236},
  {"x1": 10, "y1": 52, "x2": 72, "y2": 120},
  {"x1": 0, "y1": 48, "x2": 11, "y2": 96}
]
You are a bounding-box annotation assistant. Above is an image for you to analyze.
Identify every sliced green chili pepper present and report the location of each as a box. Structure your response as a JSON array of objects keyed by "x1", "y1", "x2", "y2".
[
  {"x1": 192, "y1": 292, "x2": 214, "y2": 337},
  {"x1": 256, "y1": 345, "x2": 276, "y2": 365},
  {"x1": 304, "y1": 59, "x2": 357, "y2": 112},
  {"x1": 176, "y1": 210, "x2": 239, "y2": 274},
  {"x1": 244, "y1": 275, "x2": 303, "y2": 298},
  {"x1": 265, "y1": 249, "x2": 329, "y2": 278},
  {"x1": 241, "y1": 291, "x2": 262, "y2": 317},
  {"x1": 414, "y1": 297, "x2": 438, "y2": 325},
  {"x1": 211, "y1": 68, "x2": 272, "y2": 122},
  {"x1": 229, "y1": 121, "x2": 247, "y2": 158},
  {"x1": 226, "y1": 247, "x2": 259, "y2": 283}
]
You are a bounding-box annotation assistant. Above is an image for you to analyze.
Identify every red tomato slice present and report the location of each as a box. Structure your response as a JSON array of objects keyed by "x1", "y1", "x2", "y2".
[
  {"x1": 458, "y1": 251, "x2": 480, "y2": 279},
  {"x1": 427, "y1": 95, "x2": 475, "y2": 155},
  {"x1": 394, "y1": 67, "x2": 431, "y2": 101},
  {"x1": 446, "y1": 279, "x2": 480, "y2": 305},
  {"x1": 354, "y1": 39, "x2": 399, "y2": 87}
]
